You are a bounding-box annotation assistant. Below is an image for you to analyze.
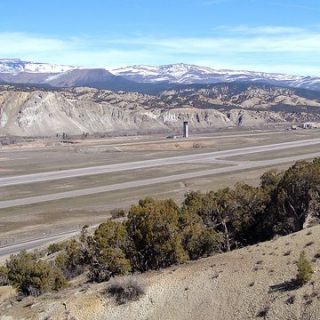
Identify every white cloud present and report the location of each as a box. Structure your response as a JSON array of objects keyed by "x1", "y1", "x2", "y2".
[
  {"x1": 0, "y1": 27, "x2": 320, "y2": 75},
  {"x1": 0, "y1": 32, "x2": 68, "y2": 55},
  {"x1": 134, "y1": 35, "x2": 320, "y2": 56}
]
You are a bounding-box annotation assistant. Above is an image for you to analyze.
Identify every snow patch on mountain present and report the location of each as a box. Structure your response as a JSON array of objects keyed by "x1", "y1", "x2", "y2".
[
  {"x1": 111, "y1": 63, "x2": 303, "y2": 83},
  {"x1": 1, "y1": 59, "x2": 320, "y2": 92},
  {"x1": 111, "y1": 63, "x2": 320, "y2": 91},
  {"x1": 0, "y1": 59, "x2": 76, "y2": 74}
]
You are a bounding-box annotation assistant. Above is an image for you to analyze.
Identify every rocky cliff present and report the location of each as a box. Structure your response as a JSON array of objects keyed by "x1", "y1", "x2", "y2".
[{"x1": 1, "y1": 83, "x2": 320, "y2": 136}]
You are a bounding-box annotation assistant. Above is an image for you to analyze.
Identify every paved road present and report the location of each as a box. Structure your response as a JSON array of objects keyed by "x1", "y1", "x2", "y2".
[
  {"x1": 0, "y1": 230, "x2": 79, "y2": 258},
  {"x1": 1, "y1": 137, "x2": 320, "y2": 187}
]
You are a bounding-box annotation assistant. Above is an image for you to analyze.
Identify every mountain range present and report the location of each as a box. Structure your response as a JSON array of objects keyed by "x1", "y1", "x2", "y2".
[
  {"x1": 2, "y1": 59, "x2": 320, "y2": 136},
  {"x1": 1, "y1": 59, "x2": 320, "y2": 93}
]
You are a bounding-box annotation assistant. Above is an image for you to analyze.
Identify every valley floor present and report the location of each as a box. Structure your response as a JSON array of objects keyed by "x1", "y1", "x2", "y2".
[{"x1": 2, "y1": 128, "x2": 320, "y2": 258}]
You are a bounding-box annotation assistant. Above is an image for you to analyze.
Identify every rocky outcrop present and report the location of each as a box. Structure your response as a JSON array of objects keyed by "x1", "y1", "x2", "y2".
[{"x1": 0, "y1": 84, "x2": 320, "y2": 136}]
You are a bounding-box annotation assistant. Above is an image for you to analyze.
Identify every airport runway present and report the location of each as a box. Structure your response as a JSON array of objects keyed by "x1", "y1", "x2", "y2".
[
  {"x1": 1, "y1": 137, "x2": 320, "y2": 187},
  {"x1": 1, "y1": 151, "x2": 320, "y2": 210},
  {"x1": 2, "y1": 137, "x2": 320, "y2": 257}
]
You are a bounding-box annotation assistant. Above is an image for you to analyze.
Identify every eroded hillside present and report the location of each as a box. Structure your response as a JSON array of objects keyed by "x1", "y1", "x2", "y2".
[{"x1": 1, "y1": 83, "x2": 320, "y2": 136}]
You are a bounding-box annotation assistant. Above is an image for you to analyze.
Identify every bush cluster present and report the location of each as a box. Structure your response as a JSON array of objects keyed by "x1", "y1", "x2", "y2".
[
  {"x1": 3, "y1": 158, "x2": 320, "y2": 296},
  {"x1": 4, "y1": 251, "x2": 67, "y2": 296}
]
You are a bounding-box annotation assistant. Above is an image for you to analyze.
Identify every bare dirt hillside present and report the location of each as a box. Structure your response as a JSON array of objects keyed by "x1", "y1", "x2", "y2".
[
  {"x1": 1, "y1": 226, "x2": 320, "y2": 320},
  {"x1": 1, "y1": 83, "x2": 320, "y2": 136}
]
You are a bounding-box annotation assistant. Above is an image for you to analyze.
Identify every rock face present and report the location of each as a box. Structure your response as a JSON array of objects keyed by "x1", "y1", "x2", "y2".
[{"x1": 1, "y1": 83, "x2": 320, "y2": 136}]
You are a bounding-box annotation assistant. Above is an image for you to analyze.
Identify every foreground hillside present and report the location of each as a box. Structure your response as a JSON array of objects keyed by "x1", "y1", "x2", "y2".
[
  {"x1": 1, "y1": 226, "x2": 320, "y2": 320},
  {"x1": 1, "y1": 83, "x2": 320, "y2": 136}
]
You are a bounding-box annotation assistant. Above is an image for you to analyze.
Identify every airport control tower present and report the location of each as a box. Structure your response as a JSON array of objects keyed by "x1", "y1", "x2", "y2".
[{"x1": 183, "y1": 121, "x2": 189, "y2": 138}]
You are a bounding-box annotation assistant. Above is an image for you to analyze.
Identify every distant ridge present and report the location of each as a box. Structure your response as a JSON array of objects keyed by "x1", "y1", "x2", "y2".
[
  {"x1": 111, "y1": 63, "x2": 320, "y2": 91},
  {"x1": 1, "y1": 59, "x2": 320, "y2": 92}
]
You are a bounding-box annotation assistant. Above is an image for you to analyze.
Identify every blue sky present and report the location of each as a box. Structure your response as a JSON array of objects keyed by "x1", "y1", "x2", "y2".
[{"x1": 0, "y1": 0, "x2": 320, "y2": 75}]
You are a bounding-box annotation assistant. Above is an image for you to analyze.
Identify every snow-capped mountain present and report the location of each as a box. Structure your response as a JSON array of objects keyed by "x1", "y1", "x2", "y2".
[
  {"x1": 111, "y1": 63, "x2": 320, "y2": 91},
  {"x1": 111, "y1": 63, "x2": 218, "y2": 83},
  {"x1": 0, "y1": 59, "x2": 76, "y2": 74},
  {"x1": 1, "y1": 59, "x2": 320, "y2": 92}
]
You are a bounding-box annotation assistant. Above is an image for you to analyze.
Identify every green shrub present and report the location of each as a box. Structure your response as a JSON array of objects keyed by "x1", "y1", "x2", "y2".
[
  {"x1": 296, "y1": 251, "x2": 313, "y2": 285},
  {"x1": 272, "y1": 160, "x2": 320, "y2": 235},
  {"x1": 6, "y1": 251, "x2": 67, "y2": 296},
  {"x1": 126, "y1": 198, "x2": 187, "y2": 271},
  {"x1": 89, "y1": 248, "x2": 131, "y2": 283},
  {"x1": 180, "y1": 211, "x2": 221, "y2": 259},
  {"x1": 88, "y1": 220, "x2": 131, "y2": 283},
  {"x1": 94, "y1": 220, "x2": 128, "y2": 250},
  {"x1": 183, "y1": 185, "x2": 269, "y2": 250},
  {"x1": 54, "y1": 239, "x2": 87, "y2": 279}
]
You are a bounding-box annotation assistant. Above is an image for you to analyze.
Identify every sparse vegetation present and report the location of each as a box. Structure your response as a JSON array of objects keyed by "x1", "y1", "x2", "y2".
[
  {"x1": 286, "y1": 295, "x2": 295, "y2": 305},
  {"x1": 0, "y1": 266, "x2": 9, "y2": 286},
  {"x1": 110, "y1": 208, "x2": 126, "y2": 219},
  {"x1": 47, "y1": 242, "x2": 65, "y2": 255},
  {"x1": 296, "y1": 251, "x2": 314, "y2": 286},
  {"x1": 257, "y1": 305, "x2": 270, "y2": 318},
  {"x1": 106, "y1": 279, "x2": 145, "y2": 305},
  {"x1": 304, "y1": 241, "x2": 314, "y2": 248},
  {"x1": 314, "y1": 252, "x2": 320, "y2": 259}
]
